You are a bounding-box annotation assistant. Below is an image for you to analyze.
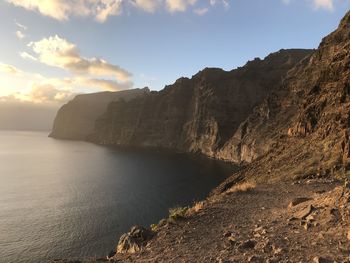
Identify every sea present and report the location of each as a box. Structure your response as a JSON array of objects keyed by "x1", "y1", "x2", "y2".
[{"x1": 0, "y1": 130, "x2": 236, "y2": 263}]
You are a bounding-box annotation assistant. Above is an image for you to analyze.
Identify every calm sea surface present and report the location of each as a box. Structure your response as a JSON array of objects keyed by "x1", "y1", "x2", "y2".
[{"x1": 0, "y1": 131, "x2": 236, "y2": 263}]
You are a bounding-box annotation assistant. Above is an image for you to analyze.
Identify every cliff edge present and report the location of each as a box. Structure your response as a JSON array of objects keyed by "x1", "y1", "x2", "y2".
[
  {"x1": 90, "y1": 49, "x2": 311, "y2": 160},
  {"x1": 49, "y1": 88, "x2": 149, "y2": 140}
]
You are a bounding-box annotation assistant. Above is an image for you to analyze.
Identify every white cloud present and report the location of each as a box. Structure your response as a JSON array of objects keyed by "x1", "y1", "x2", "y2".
[
  {"x1": 313, "y1": 0, "x2": 334, "y2": 11},
  {"x1": 132, "y1": 0, "x2": 162, "y2": 12},
  {"x1": 15, "y1": 21, "x2": 27, "y2": 30},
  {"x1": 166, "y1": 0, "x2": 197, "y2": 12},
  {"x1": 7, "y1": 0, "x2": 123, "y2": 22},
  {"x1": 19, "y1": 52, "x2": 37, "y2": 61},
  {"x1": 7, "y1": 0, "x2": 225, "y2": 21},
  {"x1": 209, "y1": 0, "x2": 229, "y2": 8},
  {"x1": 281, "y1": 0, "x2": 334, "y2": 11},
  {"x1": 8, "y1": 0, "x2": 72, "y2": 21},
  {"x1": 94, "y1": 0, "x2": 123, "y2": 22},
  {"x1": 194, "y1": 7, "x2": 209, "y2": 15},
  {"x1": 27, "y1": 35, "x2": 132, "y2": 81},
  {"x1": 16, "y1": 30, "x2": 25, "y2": 39}
]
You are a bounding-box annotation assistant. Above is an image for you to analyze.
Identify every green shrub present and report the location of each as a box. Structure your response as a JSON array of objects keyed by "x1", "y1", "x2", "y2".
[{"x1": 169, "y1": 206, "x2": 188, "y2": 220}]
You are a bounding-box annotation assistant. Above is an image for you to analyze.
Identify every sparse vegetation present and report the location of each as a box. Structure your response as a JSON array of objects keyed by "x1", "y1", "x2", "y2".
[
  {"x1": 150, "y1": 223, "x2": 158, "y2": 231},
  {"x1": 169, "y1": 206, "x2": 188, "y2": 220}
]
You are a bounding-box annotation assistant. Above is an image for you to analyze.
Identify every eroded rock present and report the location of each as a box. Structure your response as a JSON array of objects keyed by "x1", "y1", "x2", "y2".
[
  {"x1": 288, "y1": 197, "x2": 312, "y2": 208},
  {"x1": 294, "y1": 205, "x2": 315, "y2": 219},
  {"x1": 116, "y1": 226, "x2": 155, "y2": 254}
]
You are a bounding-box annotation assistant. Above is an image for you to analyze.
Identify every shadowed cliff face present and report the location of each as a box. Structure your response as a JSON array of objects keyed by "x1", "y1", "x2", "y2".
[
  {"x1": 216, "y1": 10, "x2": 350, "y2": 183},
  {"x1": 49, "y1": 88, "x2": 150, "y2": 140},
  {"x1": 90, "y1": 49, "x2": 311, "y2": 158}
]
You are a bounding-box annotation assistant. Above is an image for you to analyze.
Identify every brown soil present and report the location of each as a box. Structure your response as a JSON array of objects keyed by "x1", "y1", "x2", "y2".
[{"x1": 109, "y1": 179, "x2": 350, "y2": 263}]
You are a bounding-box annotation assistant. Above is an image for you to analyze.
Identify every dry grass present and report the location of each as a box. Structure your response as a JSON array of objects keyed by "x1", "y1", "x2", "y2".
[
  {"x1": 186, "y1": 201, "x2": 205, "y2": 216},
  {"x1": 226, "y1": 182, "x2": 256, "y2": 194}
]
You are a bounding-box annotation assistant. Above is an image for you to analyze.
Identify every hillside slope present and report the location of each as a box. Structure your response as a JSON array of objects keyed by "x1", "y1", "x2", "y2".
[{"x1": 215, "y1": 10, "x2": 350, "y2": 187}]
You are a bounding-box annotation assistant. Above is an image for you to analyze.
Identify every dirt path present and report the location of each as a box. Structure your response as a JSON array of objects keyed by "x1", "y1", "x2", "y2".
[{"x1": 111, "y1": 180, "x2": 350, "y2": 263}]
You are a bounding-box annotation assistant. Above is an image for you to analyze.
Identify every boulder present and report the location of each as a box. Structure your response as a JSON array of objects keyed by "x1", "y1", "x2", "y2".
[
  {"x1": 116, "y1": 226, "x2": 155, "y2": 254},
  {"x1": 294, "y1": 205, "x2": 315, "y2": 220}
]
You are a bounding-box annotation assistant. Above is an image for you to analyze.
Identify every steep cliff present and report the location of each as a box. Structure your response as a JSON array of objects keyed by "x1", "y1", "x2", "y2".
[
  {"x1": 216, "y1": 10, "x2": 350, "y2": 183},
  {"x1": 49, "y1": 88, "x2": 149, "y2": 140},
  {"x1": 91, "y1": 49, "x2": 311, "y2": 157}
]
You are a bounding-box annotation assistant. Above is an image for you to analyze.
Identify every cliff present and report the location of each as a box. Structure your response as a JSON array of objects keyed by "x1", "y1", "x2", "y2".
[
  {"x1": 111, "y1": 10, "x2": 350, "y2": 262},
  {"x1": 49, "y1": 88, "x2": 149, "y2": 140},
  {"x1": 214, "y1": 10, "x2": 350, "y2": 188},
  {"x1": 90, "y1": 49, "x2": 311, "y2": 158}
]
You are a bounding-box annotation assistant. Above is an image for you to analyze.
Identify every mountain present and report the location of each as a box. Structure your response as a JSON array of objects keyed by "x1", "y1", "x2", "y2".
[
  {"x1": 49, "y1": 88, "x2": 150, "y2": 140},
  {"x1": 215, "y1": 10, "x2": 350, "y2": 187},
  {"x1": 52, "y1": 10, "x2": 350, "y2": 263},
  {"x1": 89, "y1": 49, "x2": 311, "y2": 158}
]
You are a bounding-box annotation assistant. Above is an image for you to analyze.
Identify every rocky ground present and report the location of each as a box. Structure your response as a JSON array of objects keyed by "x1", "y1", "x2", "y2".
[{"x1": 107, "y1": 179, "x2": 350, "y2": 263}]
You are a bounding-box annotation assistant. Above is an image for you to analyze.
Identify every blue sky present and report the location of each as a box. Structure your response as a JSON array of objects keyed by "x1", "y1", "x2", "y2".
[{"x1": 0, "y1": 0, "x2": 349, "y2": 106}]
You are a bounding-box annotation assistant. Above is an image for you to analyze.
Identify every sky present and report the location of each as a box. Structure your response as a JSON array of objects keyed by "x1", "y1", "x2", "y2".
[{"x1": 0, "y1": 0, "x2": 349, "y2": 130}]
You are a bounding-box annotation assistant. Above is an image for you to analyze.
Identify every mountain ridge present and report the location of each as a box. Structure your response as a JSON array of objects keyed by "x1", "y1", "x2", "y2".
[{"x1": 86, "y1": 49, "x2": 312, "y2": 160}]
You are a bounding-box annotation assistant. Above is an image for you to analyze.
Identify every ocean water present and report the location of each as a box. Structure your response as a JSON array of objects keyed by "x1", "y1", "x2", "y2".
[{"x1": 0, "y1": 131, "x2": 236, "y2": 263}]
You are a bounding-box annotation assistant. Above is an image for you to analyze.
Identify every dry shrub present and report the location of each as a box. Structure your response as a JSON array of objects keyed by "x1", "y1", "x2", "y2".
[{"x1": 226, "y1": 182, "x2": 256, "y2": 194}]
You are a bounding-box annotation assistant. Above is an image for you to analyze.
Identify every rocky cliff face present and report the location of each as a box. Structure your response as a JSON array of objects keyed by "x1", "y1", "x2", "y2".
[
  {"x1": 49, "y1": 88, "x2": 149, "y2": 140},
  {"x1": 90, "y1": 49, "x2": 311, "y2": 157},
  {"x1": 216, "y1": 10, "x2": 350, "y2": 182}
]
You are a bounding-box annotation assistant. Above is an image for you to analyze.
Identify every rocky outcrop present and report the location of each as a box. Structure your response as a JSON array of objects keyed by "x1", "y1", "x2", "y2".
[
  {"x1": 115, "y1": 226, "x2": 154, "y2": 254},
  {"x1": 90, "y1": 49, "x2": 311, "y2": 158},
  {"x1": 49, "y1": 88, "x2": 149, "y2": 140}
]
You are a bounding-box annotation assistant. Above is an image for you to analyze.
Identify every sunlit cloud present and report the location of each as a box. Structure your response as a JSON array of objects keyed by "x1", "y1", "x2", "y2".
[
  {"x1": 26, "y1": 35, "x2": 132, "y2": 81},
  {"x1": 194, "y1": 7, "x2": 209, "y2": 15},
  {"x1": 0, "y1": 61, "x2": 132, "y2": 105},
  {"x1": 77, "y1": 78, "x2": 134, "y2": 91},
  {"x1": 19, "y1": 51, "x2": 37, "y2": 61},
  {"x1": 8, "y1": 84, "x2": 75, "y2": 104},
  {"x1": 313, "y1": 0, "x2": 334, "y2": 11},
  {"x1": 7, "y1": 0, "x2": 123, "y2": 22},
  {"x1": 166, "y1": 0, "x2": 197, "y2": 12},
  {"x1": 131, "y1": 0, "x2": 162, "y2": 13},
  {"x1": 15, "y1": 30, "x2": 25, "y2": 39},
  {"x1": 0, "y1": 85, "x2": 75, "y2": 105},
  {"x1": 14, "y1": 20, "x2": 27, "y2": 40},
  {"x1": 281, "y1": 0, "x2": 334, "y2": 11},
  {"x1": 0, "y1": 63, "x2": 22, "y2": 75},
  {"x1": 6, "y1": 0, "x2": 228, "y2": 22}
]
